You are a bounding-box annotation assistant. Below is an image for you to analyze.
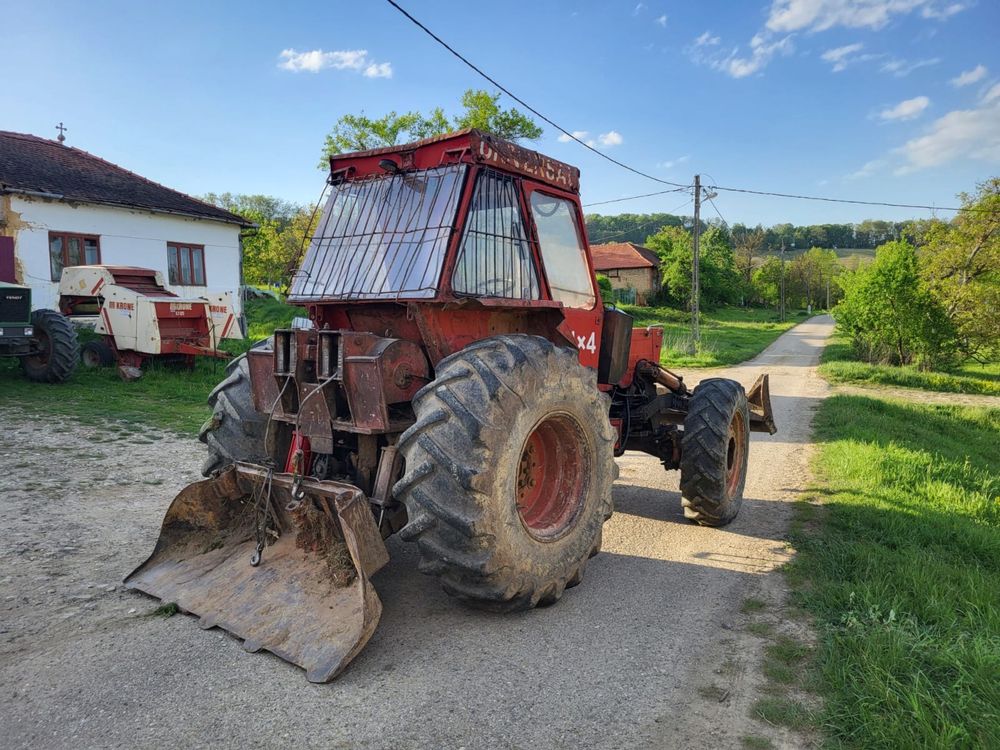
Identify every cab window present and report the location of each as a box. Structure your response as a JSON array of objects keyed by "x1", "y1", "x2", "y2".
[
  {"x1": 529, "y1": 192, "x2": 595, "y2": 308},
  {"x1": 452, "y1": 170, "x2": 540, "y2": 300}
]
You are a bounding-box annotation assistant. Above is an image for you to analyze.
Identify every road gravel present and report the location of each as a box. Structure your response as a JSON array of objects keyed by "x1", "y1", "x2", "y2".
[{"x1": 0, "y1": 315, "x2": 834, "y2": 749}]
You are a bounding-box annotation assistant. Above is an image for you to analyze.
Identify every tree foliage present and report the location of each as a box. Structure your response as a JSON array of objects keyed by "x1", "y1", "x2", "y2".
[
  {"x1": 203, "y1": 193, "x2": 318, "y2": 288},
  {"x1": 644, "y1": 223, "x2": 740, "y2": 307},
  {"x1": 918, "y1": 178, "x2": 1000, "y2": 361},
  {"x1": 834, "y1": 240, "x2": 956, "y2": 367},
  {"x1": 320, "y1": 89, "x2": 542, "y2": 164}
]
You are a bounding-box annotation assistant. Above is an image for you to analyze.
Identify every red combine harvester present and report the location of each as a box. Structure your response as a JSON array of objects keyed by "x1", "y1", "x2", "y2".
[{"x1": 126, "y1": 130, "x2": 776, "y2": 681}]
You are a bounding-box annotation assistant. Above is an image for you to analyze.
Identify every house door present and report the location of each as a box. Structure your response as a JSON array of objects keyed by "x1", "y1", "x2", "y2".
[{"x1": 0, "y1": 236, "x2": 15, "y2": 283}]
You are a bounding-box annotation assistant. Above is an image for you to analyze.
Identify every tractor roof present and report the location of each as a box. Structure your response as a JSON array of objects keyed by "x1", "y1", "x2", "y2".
[{"x1": 328, "y1": 129, "x2": 581, "y2": 194}]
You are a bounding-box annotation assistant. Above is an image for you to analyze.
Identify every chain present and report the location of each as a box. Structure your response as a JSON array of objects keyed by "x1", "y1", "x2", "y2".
[{"x1": 249, "y1": 468, "x2": 277, "y2": 567}]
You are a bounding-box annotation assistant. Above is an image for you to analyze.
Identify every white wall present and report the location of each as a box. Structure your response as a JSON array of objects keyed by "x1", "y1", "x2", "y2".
[{"x1": 9, "y1": 195, "x2": 242, "y2": 314}]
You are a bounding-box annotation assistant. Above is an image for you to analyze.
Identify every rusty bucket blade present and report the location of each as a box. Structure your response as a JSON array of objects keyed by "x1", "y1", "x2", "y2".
[
  {"x1": 747, "y1": 373, "x2": 777, "y2": 435},
  {"x1": 124, "y1": 464, "x2": 389, "y2": 683}
]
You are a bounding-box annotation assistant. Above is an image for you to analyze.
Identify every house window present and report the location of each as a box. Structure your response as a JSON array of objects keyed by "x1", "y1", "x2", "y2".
[
  {"x1": 49, "y1": 232, "x2": 100, "y2": 281},
  {"x1": 167, "y1": 243, "x2": 206, "y2": 285}
]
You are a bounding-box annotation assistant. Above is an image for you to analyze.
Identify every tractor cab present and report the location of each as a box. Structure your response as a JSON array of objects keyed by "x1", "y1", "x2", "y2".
[{"x1": 288, "y1": 129, "x2": 632, "y2": 375}]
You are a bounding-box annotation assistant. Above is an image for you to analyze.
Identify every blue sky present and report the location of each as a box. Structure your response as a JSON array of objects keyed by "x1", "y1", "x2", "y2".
[{"x1": 5, "y1": 0, "x2": 999, "y2": 226}]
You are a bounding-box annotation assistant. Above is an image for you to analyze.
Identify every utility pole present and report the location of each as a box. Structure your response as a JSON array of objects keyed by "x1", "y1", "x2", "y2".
[
  {"x1": 779, "y1": 238, "x2": 786, "y2": 323},
  {"x1": 691, "y1": 174, "x2": 701, "y2": 347},
  {"x1": 826, "y1": 276, "x2": 831, "y2": 311}
]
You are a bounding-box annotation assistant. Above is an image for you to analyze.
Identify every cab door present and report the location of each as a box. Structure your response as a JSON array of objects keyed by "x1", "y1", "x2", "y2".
[{"x1": 524, "y1": 185, "x2": 603, "y2": 369}]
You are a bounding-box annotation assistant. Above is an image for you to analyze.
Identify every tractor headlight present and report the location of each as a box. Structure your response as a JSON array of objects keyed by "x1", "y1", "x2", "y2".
[{"x1": 24, "y1": 326, "x2": 33, "y2": 336}]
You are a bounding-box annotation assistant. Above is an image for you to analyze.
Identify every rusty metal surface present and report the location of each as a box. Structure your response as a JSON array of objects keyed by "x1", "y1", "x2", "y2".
[
  {"x1": 747, "y1": 373, "x2": 777, "y2": 434},
  {"x1": 124, "y1": 465, "x2": 387, "y2": 682}
]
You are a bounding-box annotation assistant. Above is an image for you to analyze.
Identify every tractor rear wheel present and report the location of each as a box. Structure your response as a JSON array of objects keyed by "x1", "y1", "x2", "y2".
[
  {"x1": 679, "y1": 378, "x2": 750, "y2": 526},
  {"x1": 199, "y1": 341, "x2": 271, "y2": 476},
  {"x1": 395, "y1": 335, "x2": 616, "y2": 612},
  {"x1": 21, "y1": 309, "x2": 79, "y2": 384}
]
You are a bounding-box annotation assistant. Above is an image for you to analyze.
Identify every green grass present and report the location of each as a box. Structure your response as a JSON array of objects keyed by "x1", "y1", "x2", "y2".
[
  {"x1": 820, "y1": 335, "x2": 1000, "y2": 396},
  {"x1": 788, "y1": 394, "x2": 1000, "y2": 748},
  {"x1": 1, "y1": 298, "x2": 303, "y2": 436},
  {"x1": 620, "y1": 304, "x2": 804, "y2": 368}
]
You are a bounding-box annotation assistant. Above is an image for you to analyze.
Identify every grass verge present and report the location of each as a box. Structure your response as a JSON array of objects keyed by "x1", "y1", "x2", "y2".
[
  {"x1": 1, "y1": 299, "x2": 303, "y2": 436},
  {"x1": 787, "y1": 394, "x2": 1000, "y2": 748},
  {"x1": 819, "y1": 335, "x2": 1000, "y2": 396},
  {"x1": 620, "y1": 305, "x2": 806, "y2": 368}
]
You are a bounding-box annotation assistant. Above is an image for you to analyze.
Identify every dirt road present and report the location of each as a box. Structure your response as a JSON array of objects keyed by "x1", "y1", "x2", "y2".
[{"x1": 0, "y1": 316, "x2": 834, "y2": 749}]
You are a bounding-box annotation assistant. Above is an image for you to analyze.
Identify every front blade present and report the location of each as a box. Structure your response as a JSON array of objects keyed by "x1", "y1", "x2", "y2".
[
  {"x1": 747, "y1": 373, "x2": 777, "y2": 434},
  {"x1": 124, "y1": 465, "x2": 388, "y2": 683}
]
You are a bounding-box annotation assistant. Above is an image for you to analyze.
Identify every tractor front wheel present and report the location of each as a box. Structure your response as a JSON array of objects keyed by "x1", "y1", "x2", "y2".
[
  {"x1": 21, "y1": 309, "x2": 79, "y2": 384},
  {"x1": 679, "y1": 378, "x2": 750, "y2": 526},
  {"x1": 395, "y1": 335, "x2": 616, "y2": 611},
  {"x1": 199, "y1": 341, "x2": 271, "y2": 476}
]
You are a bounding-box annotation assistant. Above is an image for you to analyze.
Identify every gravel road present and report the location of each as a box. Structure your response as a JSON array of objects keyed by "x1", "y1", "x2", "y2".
[{"x1": 0, "y1": 316, "x2": 834, "y2": 749}]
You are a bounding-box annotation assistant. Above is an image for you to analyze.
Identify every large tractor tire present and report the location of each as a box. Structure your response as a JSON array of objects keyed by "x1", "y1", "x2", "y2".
[
  {"x1": 679, "y1": 378, "x2": 750, "y2": 527},
  {"x1": 21, "y1": 309, "x2": 79, "y2": 384},
  {"x1": 199, "y1": 341, "x2": 271, "y2": 476},
  {"x1": 395, "y1": 335, "x2": 616, "y2": 612}
]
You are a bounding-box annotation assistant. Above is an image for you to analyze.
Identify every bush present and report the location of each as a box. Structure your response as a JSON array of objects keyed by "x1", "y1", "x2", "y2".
[
  {"x1": 834, "y1": 240, "x2": 957, "y2": 369},
  {"x1": 595, "y1": 273, "x2": 614, "y2": 304}
]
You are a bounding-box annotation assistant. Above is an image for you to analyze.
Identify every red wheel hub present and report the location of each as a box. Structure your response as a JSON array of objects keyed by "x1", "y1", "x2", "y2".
[
  {"x1": 516, "y1": 414, "x2": 590, "y2": 540},
  {"x1": 725, "y1": 410, "x2": 747, "y2": 496}
]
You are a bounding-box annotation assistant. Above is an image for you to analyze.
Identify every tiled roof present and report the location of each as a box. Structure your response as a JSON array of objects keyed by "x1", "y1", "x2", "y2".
[
  {"x1": 0, "y1": 131, "x2": 250, "y2": 226},
  {"x1": 590, "y1": 242, "x2": 659, "y2": 271}
]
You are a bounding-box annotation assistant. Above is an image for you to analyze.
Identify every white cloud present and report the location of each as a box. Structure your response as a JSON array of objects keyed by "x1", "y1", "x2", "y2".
[
  {"x1": 598, "y1": 131, "x2": 624, "y2": 147},
  {"x1": 557, "y1": 130, "x2": 592, "y2": 145},
  {"x1": 895, "y1": 100, "x2": 1000, "y2": 172},
  {"x1": 766, "y1": 0, "x2": 968, "y2": 33},
  {"x1": 278, "y1": 48, "x2": 392, "y2": 77},
  {"x1": 658, "y1": 155, "x2": 690, "y2": 169},
  {"x1": 983, "y1": 83, "x2": 1000, "y2": 104},
  {"x1": 951, "y1": 64, "x2": 987, "y2": 87},
  {"x1": 879, "y1": 95, "x2": 930, "y2": 121},
  {"x1": 821, "y1": 42, "x2": 865, "y2": 71},
  {"x1": 713, "y1": 33, "x2": 794, "y2": 78},
  {"x1": 633, "y1": 2, "x2": 645, "y2": 15},
  {"x1": 694, "y1": 31, "x2": 721, "y2": 46},
  {"x1": 846, "y1": 158, "x2": 887, "y2": 180},
  {"x1": 655, "y1": 14, "x2": 668, "y2": 26},
  {"x1": 363, "y1": 62, "x2": 392, "y2": 78},
  {"x1": 880, "y1": 57, "x2": 940, "y2": 76},
  {"x1": 921, "y1": 2, "x2": 968, "y2": 18}
]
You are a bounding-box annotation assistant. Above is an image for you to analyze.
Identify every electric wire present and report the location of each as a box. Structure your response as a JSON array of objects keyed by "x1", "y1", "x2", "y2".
[
  {"x1": 583, "y1": 187, "x2": 689, "y2": 208},
  {"x1": 383, "y1": 0, "x2": 689, "y2": 189}
]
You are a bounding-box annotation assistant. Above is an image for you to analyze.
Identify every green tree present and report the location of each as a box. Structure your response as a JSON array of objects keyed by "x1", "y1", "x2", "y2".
[
  {"x1": 646, "y1": 225, "x2": 693, "y2": 307},
  {"x1": 203, "y1": 193, "x2": 318, "y2": 287},
  {"x1": 918, "y1": 177, "x2": 1000, "y2": 361},
  {"x1": 752, "y1": 256, "x2": 784, "y2": 308},
  {"x1": 834, "y1": 240, "x2": 955, "y2": 367},
  {"x1": 319, "y1": 89, "x2": 542, "y2": 164}
]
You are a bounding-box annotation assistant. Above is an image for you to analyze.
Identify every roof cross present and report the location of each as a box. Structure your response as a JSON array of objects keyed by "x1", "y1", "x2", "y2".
[{"x1": 55, "y1": 122, "x2": 67, "y2": 144}]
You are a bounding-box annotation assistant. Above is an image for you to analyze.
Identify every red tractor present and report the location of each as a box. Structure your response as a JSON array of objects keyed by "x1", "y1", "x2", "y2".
[{"x1": 126, "y1": 130, "x2": 775, "y2": 682}]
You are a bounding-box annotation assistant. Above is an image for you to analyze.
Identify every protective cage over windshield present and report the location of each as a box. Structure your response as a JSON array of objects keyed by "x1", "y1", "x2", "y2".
[
  {"x1": 290, "y1": 164, "x2": 468, "y2": 300},
  {"x1": 452, "y1": 168, "x2": 541, "y2": 300}
]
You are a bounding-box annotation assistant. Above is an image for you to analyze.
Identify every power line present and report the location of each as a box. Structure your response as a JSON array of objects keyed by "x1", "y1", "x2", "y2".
[
  {"x1": 383, "y1": 0, "x2": 688, "y2": 189},
  {"x1": 583, "y1": 187, "x2": 689, "y2": 208},
  {"x1": 705, "y1": 182, "x2": 993, "y2": 214},
  {"x1": 384, "y1": 0, "x2": 996, "y2": 219},
  {"x1": 589, "y1": 197, "x2": 693, "y2": 244}
]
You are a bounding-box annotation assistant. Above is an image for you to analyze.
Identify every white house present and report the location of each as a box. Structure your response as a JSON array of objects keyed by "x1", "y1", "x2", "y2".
[{"x1": 0, "y1": 130, "x2": 250, "y2": 314}]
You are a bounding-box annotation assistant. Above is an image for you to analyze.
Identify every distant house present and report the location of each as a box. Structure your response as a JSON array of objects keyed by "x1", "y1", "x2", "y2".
[
  {"x1": 590, "y1": 241, "x2": 660, "y2": 305},
  {"x1": 0, "y1": 131, "x2": 250, "y2": 312}
]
